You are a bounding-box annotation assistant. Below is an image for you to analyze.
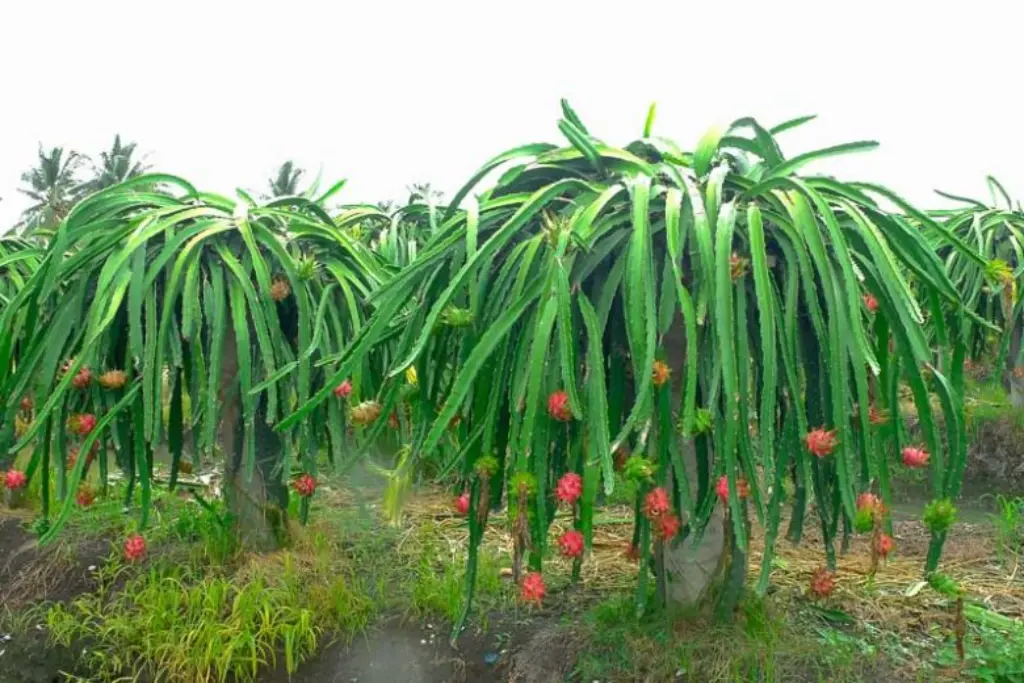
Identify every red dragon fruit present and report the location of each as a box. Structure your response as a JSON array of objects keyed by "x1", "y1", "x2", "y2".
[
  {"x1": 856, "y1": 492, "x2": 882, "y2": 515},
  {"x1": 547, "y1": 391, "x2": 572, "y2": 422},
  {"x1": 809, "y1": 567, "x2": 836, "y2": 598},
  {"x1": 72, "y1": 367, "x2": 93, "y2": 390},
  {"x1": 805, "y1": 427, "x2": 837, "y2": 457},
  {"x1": 453, "y1": 492, "x2": 470, "y2": 516},
  {"x1": 333, "y1": 379, "x2": 353, "y2": 399},
  {"x1": 715, "y1": 475, "x2": 750, "y2": 503},
  {"x1": 76, "y1": 486, "x2": 96, "y2": 507},
  {"x1": 643, "y1": 487, "x2": 671, "y2": 520},
  {"x1": 555, "y1": 472, "x2": 582, "y2": 506},
  {"x1": 624, "y1": 543, "x2": 641, "y2": 562},
  {"x1": 67, "y1": 445, "x2": 98, "y2": 470},
  {"x1": 651, "y1": 360, "x2": 671, "y2": 388},
  {"x1": 868, "y1": 405, "x2": 889, "y2": 426},
  {"x1": 557, "y1": 530, "x2": 585, "y2": 558},
  {"x1": 292, "y1": 474, "x2": 317, "y2": 498},
  {"x1": 124, "y1": 534, "x2": 147, "y2": 562},
  {"x1": 4, "y1": 469, "x2": 27, "y2": 490},
  {"x1": 72, "y1": 413, "x2": 98, "y2": 437},
  {"x1": 654, "y1": 513, "x2": 681, "y2": 541},
  {"x1": 520, "y1": 572, "x2": 546, "y2": 605},
  {"x1": 901, "y1": 446, "x2": 929, "y2": 469},
  {"x1": 874, "y1": 533, "x2": 895, "y2": 559}
]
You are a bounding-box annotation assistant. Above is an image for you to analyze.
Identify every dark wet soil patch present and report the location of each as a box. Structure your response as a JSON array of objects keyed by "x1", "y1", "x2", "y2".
[
  {"x1": 1, "y1": 517, "x2": 110, "y2": 609},
  {"x1": 289, "y1": 623, "x2": 462, "y2": 683},
  {"x1": 0, "y1": 515, "x2": 110, "y2": 683},
  {"x1": 273, "y1": 615, "x2": 570, "y2": 683},
  {"x1": 1, "y1": 517, "x2": 40, "y2": 588},
  {"x1": 0, "y1": 626, "x2": 82, "y2": 683}
]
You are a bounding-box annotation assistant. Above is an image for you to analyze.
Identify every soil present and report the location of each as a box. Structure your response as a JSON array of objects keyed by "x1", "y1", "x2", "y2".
[
  {"x1": 1, "y1": 482, "x2": 1014, "y2": 683},
  {"x1": 0, "y1": 517, "x2": 37, "y2": 592},
  {"x1": 0, "y1": 517, "x2": 110, "y2": 609},
  {"x1": 1, "y1": 506, "x2": 580, "y2": 683},
  {"x1": 913, "y1": 405, "x2": 1024, "y2": 495},
  {"x1": 272, "y1": 615, "x2": 563, "y2": 683},
  {"x1": 287, "y1": 623, "x2": 464, "y2": 683},
  {"x1": 962, "y1": 415, "x2": 1024, "y2": 493},
  {"x1": 0, "y1": 515, "x2": 109, "y2": 683},
  {"x1": 0, "y1": 627, "x2": 81, "y2": 683}
]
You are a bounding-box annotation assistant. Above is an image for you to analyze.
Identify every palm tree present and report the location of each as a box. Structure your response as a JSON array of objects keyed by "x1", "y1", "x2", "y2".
[
  {"x1": 402, "y1": 182, "x2": 444, "y2": 239},
  {"x1": 80, "y1": 135, "x2": 150, "y2": 195},
  {"x1": 17, "y1": 145, "x2": 85, "y2": 236},
  {"x1": 267, "y1": 161, "x2": 305, "y2": 197},
  {"x1": 406, "y1": 181, "x2": 443, "y2": 205}
]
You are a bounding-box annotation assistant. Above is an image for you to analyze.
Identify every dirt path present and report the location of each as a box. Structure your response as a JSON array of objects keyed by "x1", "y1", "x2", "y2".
[
  {"x1": 290, "y1": 625, "x2": 456, "y2": 683},
  {"x1": 276, "y1": 621, "x2": 512, "y2": 683}
]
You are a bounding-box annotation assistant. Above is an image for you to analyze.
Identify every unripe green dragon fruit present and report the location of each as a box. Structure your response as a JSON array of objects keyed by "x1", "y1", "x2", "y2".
[{"x1": 297, "y1": 254, "x2": 320, "y2": 281}]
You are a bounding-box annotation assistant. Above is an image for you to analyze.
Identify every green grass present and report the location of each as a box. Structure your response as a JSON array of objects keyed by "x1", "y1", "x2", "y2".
[
  {"x1": 985, "y1": 494, "x2": 1024, "y2": 567},
  {"x1": 603, "y1": 472, "x2": 640, "y2": 507},
  {"x1": 16, "y1": 473, "x2": 1024, "y2": 683},
  {"x1": 5, "y1": 480, "x2": 378, "y2": 683},
  {"x1": 0, "y1": 602, "x2": 49, "y2": 639},
  {"x1": 933, "y1": 619, "x2": 1024, "y2": 682},
  {"x1": 402, "y1": 520, "x2": 514, "y2": 626},
  {"x1": 570, "y1": 579, "x2": 1024, "y2": 683},
  {"x1": 48, "y1": 561, "x2": 342, "y2": 682},
  {"x1": 965, "y1": 379, "x2": 1024, "y2": 428},
  {"x1": 45, "y1": 522, "x2": 378, "y2": 683},
  {"x1": 29, "y1": 475, "x2": 522, "y2": 682},
  {"x1": 574, "y1": 593, "x2": 896, "y2": 683},
  {"x1": 312, "y1": 488, "x2": 517, "y2": 628}
]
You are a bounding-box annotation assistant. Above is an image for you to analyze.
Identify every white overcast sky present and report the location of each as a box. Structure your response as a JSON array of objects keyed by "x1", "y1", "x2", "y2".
[{"x1": 0, "y1": 0, "x2": 1021, "y2": 229}]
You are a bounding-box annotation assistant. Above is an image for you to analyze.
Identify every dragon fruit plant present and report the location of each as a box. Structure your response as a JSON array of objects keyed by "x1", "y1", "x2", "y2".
[
  {"x1": 925, "y1": 179, "x2": 1024, "y2": 382},
  {"x1": 0, "y1": 175, "x2": 385, "y2": 549},
  {"x1": 279, "y1": 101, "x2": 978, "y2": 639}
]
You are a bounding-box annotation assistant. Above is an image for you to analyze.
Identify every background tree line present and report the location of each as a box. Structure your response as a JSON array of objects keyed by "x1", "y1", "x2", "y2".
[{"x1": 7, "y1": 139, "x2": 443, "y2": 242}]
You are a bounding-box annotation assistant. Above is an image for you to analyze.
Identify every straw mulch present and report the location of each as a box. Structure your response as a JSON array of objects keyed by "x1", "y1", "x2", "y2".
[
  {"x1": 332, "y1": 485, "x2": 1024, "y2": 629},
  {"x1": 374, "y1": 488, "x2": 642, "y2": 593},
  {"x1": 758, "y1": 516, "x2": 1024, "y2": 630}
]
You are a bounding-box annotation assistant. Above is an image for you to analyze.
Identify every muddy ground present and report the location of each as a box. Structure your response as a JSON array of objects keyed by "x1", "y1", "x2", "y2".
[
  {"x1": 264, "y1": 612, "x2": 580, "y2": 683},
  {"x1": 278, "y1": 622, "x2": 527, "y2": 683},
  {"x1": 0, "y1": 474, "x2": 1019, "y2": 682},
  {"x1": 0, "y1": 513, "x2": 576, "y2": 683},
  {"x1": 0, "y1": 516, "x2": 107, "y2": 683}
]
